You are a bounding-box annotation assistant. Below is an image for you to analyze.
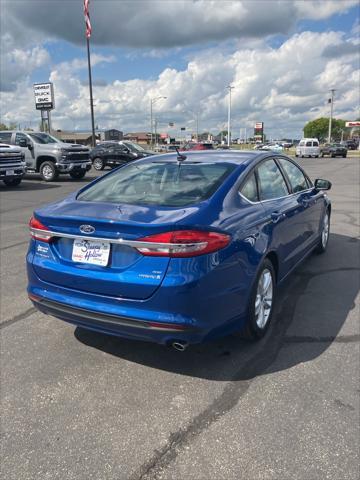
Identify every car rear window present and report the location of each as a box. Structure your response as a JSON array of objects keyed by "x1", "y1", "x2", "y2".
[{"x1": 78, "y1": 161, "x2": 236, "y2": 207}]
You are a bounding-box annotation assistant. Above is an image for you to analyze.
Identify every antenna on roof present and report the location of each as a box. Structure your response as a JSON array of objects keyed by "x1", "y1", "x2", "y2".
[{"x1": 175, "y1": 146, "x2": 187, "y2": 162}]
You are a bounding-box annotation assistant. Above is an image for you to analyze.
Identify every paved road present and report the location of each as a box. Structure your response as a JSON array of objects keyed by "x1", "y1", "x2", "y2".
[{"x1": 1, "y1": 156, "x2": 359, "y2": 480}]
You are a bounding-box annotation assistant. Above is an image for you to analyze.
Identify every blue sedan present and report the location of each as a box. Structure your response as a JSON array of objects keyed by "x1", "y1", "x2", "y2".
[{"x1": 27, "y1": 151, "x2": 331, "y2": 350}]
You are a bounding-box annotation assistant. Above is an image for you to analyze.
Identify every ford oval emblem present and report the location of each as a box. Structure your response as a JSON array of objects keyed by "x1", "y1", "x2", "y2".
[{"x1": 79, "y1": 224, "x2": 95, "y2": 234}]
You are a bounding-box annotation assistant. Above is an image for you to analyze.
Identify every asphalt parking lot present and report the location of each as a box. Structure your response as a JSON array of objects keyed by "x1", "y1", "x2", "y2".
[{"x1": 1, "y1": 155, "x2": 359, "y2": 480}]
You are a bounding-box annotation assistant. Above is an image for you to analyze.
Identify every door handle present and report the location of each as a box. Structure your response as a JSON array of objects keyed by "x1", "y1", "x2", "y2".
[
  {"x1": 271, "y1": 212, "x2": 285, "y2": 223},
  {"x1": 300, "y1": 198, "x2": 311, "y2": 207}
]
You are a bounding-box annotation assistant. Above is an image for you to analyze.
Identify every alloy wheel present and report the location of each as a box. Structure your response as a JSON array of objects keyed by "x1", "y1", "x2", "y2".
[
  {"x1": 322, "y1": 213, "x2": 329, "y2": 249},
  {"x1": 254, "y1": 269, "x2": 273, "y2": 329}
]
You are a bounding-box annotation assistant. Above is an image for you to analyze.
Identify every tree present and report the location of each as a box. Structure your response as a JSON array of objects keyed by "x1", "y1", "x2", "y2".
[
  {"x1": 303, "y1": 117, "x2": 346, "y2": 142},
  {"x1": 0, "y1": 122, "x2": 17, "y2": 130}
]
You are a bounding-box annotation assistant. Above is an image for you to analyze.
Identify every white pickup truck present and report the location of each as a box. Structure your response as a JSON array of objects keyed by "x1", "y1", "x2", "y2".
[{"x1": 0, "y1": 143, "x2": 26, "y2": 187}]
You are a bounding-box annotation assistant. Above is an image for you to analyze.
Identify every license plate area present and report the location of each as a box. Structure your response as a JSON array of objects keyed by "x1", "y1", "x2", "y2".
[
  {"x1": 72, "y1": 238, "x2": 110, "y2": 266},
  {"x1": 6, "y1": 170, "x2": 15, "y2": 176}
]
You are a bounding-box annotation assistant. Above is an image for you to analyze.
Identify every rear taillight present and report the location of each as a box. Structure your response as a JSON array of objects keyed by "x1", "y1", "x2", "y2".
[
  {"x1": 136, "y1": 230, "x2": 230, "y2": 257},
  {"x1": 29, "y1": 216, "x2": 53, "y2": 243}
]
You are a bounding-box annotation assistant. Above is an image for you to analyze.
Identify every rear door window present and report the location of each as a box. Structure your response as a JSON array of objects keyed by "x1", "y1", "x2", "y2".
[
  {"x1": 257, "y1": 159, "x2": 289, "y2": 200},
  {"x1": 240, "y1": 172, "x2": 259, "y2": 202},
  {"x1": 312, "y1": 141, "x2": 319, "y2": 147},
  {"x1": 306, "y1": 141, "x2": 312, "y2": 147},
  {"x1": 78, "y1": 161, "x2": 236, "y2": 207}
]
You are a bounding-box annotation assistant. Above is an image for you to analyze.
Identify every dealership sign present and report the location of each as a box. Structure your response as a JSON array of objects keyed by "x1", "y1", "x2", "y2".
[
  {"x1": 33, "y1": 83, "x2": 55, "y2": 110},
  {"x1": 254, "y1": 122, "x2": 264, "y2": 130},
  {"x1": 345, "y1": 121, "x2": 360, "y2": 127}
]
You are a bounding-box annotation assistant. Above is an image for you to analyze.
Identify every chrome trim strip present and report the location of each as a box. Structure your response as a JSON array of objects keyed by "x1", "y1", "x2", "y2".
[
  {"x1": 238, "y1": 187, "x2": 314, "y2": 205},
  {"x1": 32, "y1": 297, "x2": 193, "y2": 332},
  {"x1": 29, "y1": 227, "x2": 206, "y2": 250}
]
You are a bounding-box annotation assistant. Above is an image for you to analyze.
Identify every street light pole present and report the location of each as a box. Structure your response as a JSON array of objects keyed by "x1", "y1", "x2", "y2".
[
  {"x1": 150, "y1": 100, "x2": 153, "y2": 148},
  {"x1": 227, "y1": 85, "x2": 234, "y2": 147},
  {"x1": 150, "y1": 96, "x2": 167, "y2": 149},
  {"x1": 328, "y1": 89, "x2": 335, "y2": 143}
]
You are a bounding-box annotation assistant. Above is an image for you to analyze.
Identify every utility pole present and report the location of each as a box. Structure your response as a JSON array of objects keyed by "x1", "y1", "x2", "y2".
[
  {"x1": 328, "y1": 89, "x2": 335, "y2": 143},
  {"x1": 227, "y1": 85, "x2": 234, "y2": 147},
  {"x1": 196, "y1": 112, "x2": 199, "y2": 143},
  {"x1": 150, "y1": 100, "x2": 153, "y2": 147},
  {"x1": 150, "y1": 96, "x2": 166, "y2": 148}
]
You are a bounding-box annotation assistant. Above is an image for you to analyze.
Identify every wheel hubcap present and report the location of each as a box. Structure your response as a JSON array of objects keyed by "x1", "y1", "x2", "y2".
[
  {"x1": 42, "y1": 165, "x2": 53, "y2": 179},
  {"x1": 93, "y1": 159, "x2": 102, "y2": 170},
  {"x1": 322, "y1": 214, "x2": 329, "y2": 247},
  {"x1": 255, "y1": 269, "x2": 273, "y2": 329}
]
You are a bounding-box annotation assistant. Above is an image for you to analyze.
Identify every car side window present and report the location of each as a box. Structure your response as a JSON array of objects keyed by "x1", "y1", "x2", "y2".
[
  {"x1": 278, "y1": 159, "x2": 308, "y2": 193},
  {"x1": 240, "y1": 172, "x2": 258, "y2": 202},
  {"x1": 312, "y1": 141, "x2": 319, "y2": 147},
  {"x1": 0, "y1": 132, "x2": 12, "y2": 143},
  {"x1": 306, "y1": 141, "x2": 312, "y2": 147},
  {"x1": 15, "y1": 133, "x2": 28, "y2": 145},
  {"x1": 257, "y1": 159, "x2": 289, "y2": 201}
]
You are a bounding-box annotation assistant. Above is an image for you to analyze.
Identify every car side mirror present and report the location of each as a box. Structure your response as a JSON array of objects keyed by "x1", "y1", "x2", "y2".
[
  {"x1": 18, "y1": 139, "x2": 27, "y2": 147},
  {"x1": 314, "y1": 178, "x2": 331, "y2": 191},
  {"x1": 27, "y1": 141, "x2": 33, "y2": 150}
]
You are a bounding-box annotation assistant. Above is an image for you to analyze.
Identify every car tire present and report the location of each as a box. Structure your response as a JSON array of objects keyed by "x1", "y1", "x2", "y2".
[
  {"x1": 331, "y1": 153, "x2": 335, "y2": 158},
  {"x1": 315, "y1": 155, "x2": 319, "y2": 158},
  {"x1": 342, "y1": 154, "x2": 347, "y2": 158},
  {"x1": 69, "y1": 170, "x2": 86, "y2": 180},
  {"x1": 40, "y1": 161, "x2": 58, "y2": 182},
  {"x1": 3, "y1": 177, "x2": 22, "y2": 187},
  {"x1": 315, "y1": 210, "x2": 330, "y2": 254},
  {"x1": 92, "y1": 157, "x2": 105, "y2": 170},
  {"x1": 239, "y1": 258, "x2": 276, "y2": 340}
]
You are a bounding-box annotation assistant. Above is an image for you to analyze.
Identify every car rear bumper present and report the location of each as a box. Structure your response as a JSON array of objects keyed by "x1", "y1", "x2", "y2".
[
  {"x1": 27, "y1": 252, "x2": 250, "y2": 345},
  {"x1": 29, "y1": 293, "x2": 203, "y2": 344}
]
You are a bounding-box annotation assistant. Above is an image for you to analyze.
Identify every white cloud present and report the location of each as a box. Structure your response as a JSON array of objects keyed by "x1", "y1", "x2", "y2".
[
  {"x1": 0, "y1": 46, "x2": 50, "y2": 91},
  {"x1": 1, "y1": 31, "x2": 359, "y2": 139}
]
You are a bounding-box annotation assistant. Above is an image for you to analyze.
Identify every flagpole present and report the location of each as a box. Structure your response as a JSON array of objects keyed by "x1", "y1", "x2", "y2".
[{"x1": 86, "y1": 36, "x2": 96, "y2": 147}]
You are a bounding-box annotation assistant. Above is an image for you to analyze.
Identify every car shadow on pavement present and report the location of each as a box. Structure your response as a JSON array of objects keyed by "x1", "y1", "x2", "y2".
[
  {"x1": 0, "y1": 181, "x2": 61, "y2": 191},
  {"x1": 75, "y1": 232, "x2": 359, "y2": 382}
]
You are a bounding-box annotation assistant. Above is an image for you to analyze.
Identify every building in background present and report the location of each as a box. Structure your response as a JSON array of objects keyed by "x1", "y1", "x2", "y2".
[
  {"x1": 53, "y1": 131, "x2": 100, "y2": 145},
  {"x1": 123, "y1": 132, "x2": 151, "y2": 144}
]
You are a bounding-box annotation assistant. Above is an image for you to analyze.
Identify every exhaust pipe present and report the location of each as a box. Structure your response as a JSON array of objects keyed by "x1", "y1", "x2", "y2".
[{"x1": 171, "y1": 341, "x2": 188, "y2": 352}]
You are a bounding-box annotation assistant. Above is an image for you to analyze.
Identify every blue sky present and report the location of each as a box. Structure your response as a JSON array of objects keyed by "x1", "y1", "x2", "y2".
[{"x1": 1, "y1": 1, "x2": 359, "y2": 138}]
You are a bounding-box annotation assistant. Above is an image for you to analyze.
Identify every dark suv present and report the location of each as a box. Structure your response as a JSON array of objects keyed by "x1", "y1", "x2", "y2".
[
  {"x1": 320, "y1": 143, "x2": 347, "y2": 158},
  {"x1": 90, "y1": 142, "x2": 153, "y2": 170}
]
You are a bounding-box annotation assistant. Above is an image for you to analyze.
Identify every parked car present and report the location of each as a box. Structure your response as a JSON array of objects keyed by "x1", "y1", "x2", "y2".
[
  {"x1": 181, "y1": 142, "x2": 214, "y2": 151},
  {"x1": 90, "y1": 142, "x2": 137, "y2": 170},
  {"x1": 0, "y1": 143, "x2": 26, "y2": 187},
  {"x1": 260, "y1": 143, "x2": 284, "y2": 152},
  {"x1": 90, "y1": 141, "x2": 154, "y2": 170},
  {"x1": 320, "y1": 143, "x2": 347, "y2": 158},
  {"x1": 295, "y1": 138, "x2": 320, "y2": 158},
  {"x1": 27, "y1": 150, "x2": 331, "y2": 350},
  {"x1": 120, "y1": 141, "x2": 155, "y2": 157},
  {"x1": 0, "y1": 131, "x2": 91, "y2": 181},
  {"x1": 341, "y1": 139, "x2": 358, "y2": 151}
]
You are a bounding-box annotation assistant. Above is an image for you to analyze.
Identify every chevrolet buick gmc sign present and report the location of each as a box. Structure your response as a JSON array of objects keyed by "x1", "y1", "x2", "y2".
[{"x1": 33, "y1": 83, "x2": 55, "y2": 110}]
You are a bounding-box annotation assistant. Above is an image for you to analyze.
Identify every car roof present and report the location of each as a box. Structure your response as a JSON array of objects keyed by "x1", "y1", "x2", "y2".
[{"x1": 137, "y1": 149, "x2": 283, "y2": 167}]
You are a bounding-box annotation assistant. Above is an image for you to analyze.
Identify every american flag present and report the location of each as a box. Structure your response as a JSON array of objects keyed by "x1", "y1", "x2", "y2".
[{"x1": 84, "y1": 0, "x2": 92, "y2": 38}]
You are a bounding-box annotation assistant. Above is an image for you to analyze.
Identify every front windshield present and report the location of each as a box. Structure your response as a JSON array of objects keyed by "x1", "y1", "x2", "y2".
[
  {"x1": 29, "y1": 133, "x2": 60, "y2": 144},
  {"x1": 123, "y1": 141, "x2": 146, "y2": 152}
]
